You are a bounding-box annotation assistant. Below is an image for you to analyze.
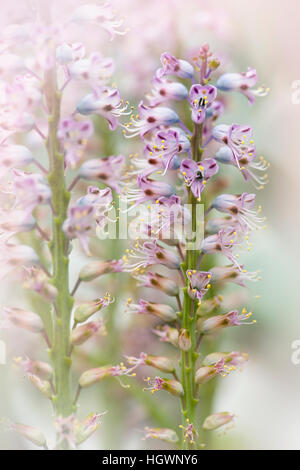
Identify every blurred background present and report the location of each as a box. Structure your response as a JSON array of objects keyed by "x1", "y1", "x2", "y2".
[{"x1": 0, "y1": 0, "x2": 299, "y2": 450}]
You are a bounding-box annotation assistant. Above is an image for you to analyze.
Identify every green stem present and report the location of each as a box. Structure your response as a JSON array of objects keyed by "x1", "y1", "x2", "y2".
[
  {"x1": 180, "y1": 123, "x2": 203, "y2": 449},
  {"x1": 44, "y1": 51, "x2": 74, "y2": 422}
]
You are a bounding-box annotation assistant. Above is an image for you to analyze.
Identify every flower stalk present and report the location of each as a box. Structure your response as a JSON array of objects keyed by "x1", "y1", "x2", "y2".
[{"x1": 44, "y1": 47, "x2": 74, "y2": 423}]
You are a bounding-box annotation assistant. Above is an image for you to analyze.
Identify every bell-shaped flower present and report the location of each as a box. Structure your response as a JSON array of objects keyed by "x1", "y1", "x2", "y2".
[
  {"x1": 10, "y1": 170, "x2": 52, "y2": 217},
  {"x1": 70, "y1": 3, "x2": 126, "y2": 40},
  {"x1": 126, "y1": 299, "x2": 177, "y2": 322},
  {"x1": 124, "y1": 101, "x2": 179, "y2": 138},
  {"x1": 58, "y1": 117, "x2": 93, "y2": 168},
  {"x1": 0, "y1": 144, "x2": 33, "y2": 179},
  {"x1": 146, "y1": 75, "x2": 188, "y2": 107},
  {"x1": 180, "y1": 158, "x2": 219, "y2": 200},
  {"x1": 212, "y1": 193, "x2": 264, "y2": 231},
  {"x1": 79, "y1": 155, "x2": 125, "y2": 192},
  {"x1": 56, "y1": 42, "x2": 86, "y2": 65},
  {"x1": 212, "y1": 123, "x2": 255, "y2": 170},
  {"x1": 121, "y1": 239, "x2": 180, "y2": 273},
  {"x1": 189, "y1": 84, "x2": 217, "y2": 124},
  {"x1": 186, "y1": 270, "x2": 211, "y2": 303},
  {"x1": 215, "y1": 145, "x2": 269, "y2": 189},
  {"x1": 69, "y1": 54, "x2": 115, "y2": 87},
  {"x1": 77, "y1": 86, "x2": 129, "y2": 130},
  {"x1": 217, "y1": 68, "x2": 269, "y2": 105},
  {"x1": 157, "y1": 52, "x2": 194, "y2": 79}
]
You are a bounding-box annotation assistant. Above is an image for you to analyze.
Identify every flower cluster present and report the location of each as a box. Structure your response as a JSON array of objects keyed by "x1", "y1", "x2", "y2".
[
  {"x1": 120, "y1": 47, "x2": 267, "y2": 448},
  {"x1": 0, "y1": 2, "x2": 132, "y2": 450}
]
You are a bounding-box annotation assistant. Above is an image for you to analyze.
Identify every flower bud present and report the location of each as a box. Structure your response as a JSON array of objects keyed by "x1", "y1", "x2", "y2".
[
  {"x1": 203, "y1": 412, "x2": 234, "y2": 431},
  {"x1": 79, "y1": 260, "x2": 121, "y2": 282},
  {"x1": 29, "y1": 375, "x2": 52, "y2": 399},
  {"x1": 23, "y1": 268, "x2": 58, "y2": 302},
  {"x1": 144, "y1": 355, "x2": 175, "y2": 373},
  {"x1": 9, "y1": 422, "x2": 47, "y2": 447},
  {"x1": 79, "y1": 366, "x2": 112, "y2": 388},
  {"x1": 200, "y1": 310, "x2": 248, "y2": 334},
  {"x1": 144, "y1": 427, "x2": 179, "y2": 444},
  {"x1": 196, "y1": 296, "x2": 223, "y2": 317},
  {"x1": 75, "y1": 412, "x2": 105, "y2": 445},
  {"x1": 162, "y1": 378, "x2": 184, "y2": 396},
  {"x1": 14, "y1": 357, "x2": 53, "y2": 381},
  {"x1": 128, "y1": 299, "x2": 177, "y2": 322},
  {"x1": 74, "y1": 295, "x2": 111, "y2": 323},
  {"x1": 178, "y1": 329, "x2": 191, "y2": 351},
  {"x1": 70, "y1": 320, "x2": 105, "y2": 346},
  {"x1": 141, "y1": 272, "x2": 179, "y2": 297},
  {"x1": 1, "y1": 307, "x2": 44, "y2": 333},
  {"x1": 195, "y1": 359, "x2": 225, "y2": 385}
]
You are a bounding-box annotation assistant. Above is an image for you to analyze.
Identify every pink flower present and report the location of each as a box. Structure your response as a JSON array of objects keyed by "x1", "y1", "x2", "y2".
[
  {"x1": 180, "y1": 158, "x2": 219, "y2": 200},
  {"x1": 79, "y1": 155, "x2": 125, "y2": 192},
  {"x1": 58, "y1": 117, "x2": 94, "y2": 168},
  {"x1": 77, "y1": 87, "x2": 129, "y2": 130},
  {"x1": 189, "y1": 84, "x2": 217, "y2": 124}
]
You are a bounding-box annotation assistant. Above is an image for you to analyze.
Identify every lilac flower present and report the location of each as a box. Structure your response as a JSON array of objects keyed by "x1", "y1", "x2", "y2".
[
  {"x1": 195, "y1": 358, "x2": 226, "y2": 384},
  {"x1": 186, "y1": 270, "x2": 211, "y2": 303},
  {"x1": 144, "y1": 376, "x2": 183, "y2": 396},
  {"x1": 133, "y1": 271, "x2": 179, "y2": 297},
  {"x1": 210, "y1": 265, "x2": 259, "y2": 286},
  {"x1": 0, "y1": 209, "x2": 35, "y2": 238},
  {"x1": 77, "y1": 87, "x2": 129, "y2": 130},
  {"x1": 212, "y1": 193, "x2": 264, "y2": 231},
  {"x1": 0, "y1": 242, "x2": 39, "y2": 280},
  {"x1": 23, "y1": 267, "x2": 58, "y2": 302},
  {"x1": 0, "y1": 76, "x2": 41, "y2": 133},
  {"x1": 201, "y1": 309, "x2": 256, "y2": 334},
  {"x1": 146, "y1": 75, "x2": 188, "y2": 107},
  {"x1": 0, "y1": 307, "x2": 44, "y2": 333},
  {"x1": 122, "y1": 175, "x2": 175, "y2": 209},
  {"x1": 179, "y1": 421, "x2": 198, "y2": 446},
  {"x1": 126, "y1": 299, "x2": 177, "y2": 322},
  {"x1": 56, "y1": 42, "x2": 86, "y2": 65},
  {"x1": 121, "y1": 240, "x2": 180, "y2": 272},
  {"x1": 69, "y1": 54, "x2": 115, "y2": 86},
  {"x1": 126, "y1": 352, "x2": 175, "y2": 373},
  {"x1": 216, "y1": 68, "x2": 269, "y2": 105},
  {"x1": 143, "y1": 427, "x2": 179, "y2": 444},
  {"x1": 70, "y1": 3, "x2": 126, "y2": 40},
  {"x1": 0, "y1": 144, "x2": 33, "y2": 178},
  {"x1": 75, "y1": 412, "x2": 106, "y2": 445},
  {"x1": 189, "y1": 84, "x2": 217, "y2": 124},
  {"x1": 203, "y1": 412, "x2": 235, "y2": 431},
  {"x1": 62, "y1": 204, "x2": 95, "y2": 255},
  {"x1": 143, "y1": 128, "x2": 190, "y2": 173},
  {"x1": 124, "y1": 101, "x2": 179, "y2": 138},
  {"x1": 180, "y1": 158, "x2": 219, "y2": 200},
  {"x1": 212, "y1": 123, "x2": 255, "y2": 169},
  {"x1": 215, "y1": 145, "x2": 269, "y2": 189},
  {"x1": 158, "y1": 53, "x2": 194, "y2": 79},
  {"x1": 14, "y1": 357, "x2": 53, "y2": 381},
  {"x1": 58, "y1": 117, "x2": 94, "y2": 168},
  {"x1": 63, "y1": 186, "x2": 113, "y2": 254},
  {"x1": 128, "y1": 195, "x2": 190, "y2": 243},
  {"x1": 79, "y1": 155, "x2": 125, "y2": 192},
  {"x1": 6, "y1": 422, "x2": 47, "y2": 448},
  {"x1": 201, "y1": 229, "x2": 241, "y2": 268},
  {"x1": 10, "y1": 170, "x2": 52, "y2": 217},
  {"x1": 206, "y1": 100, "x2": 225, "y2": 121}
]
